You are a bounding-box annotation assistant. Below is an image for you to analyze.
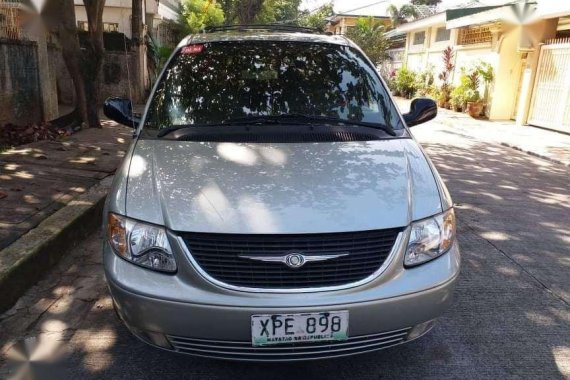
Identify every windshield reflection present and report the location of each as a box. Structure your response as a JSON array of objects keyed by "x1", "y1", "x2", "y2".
[{"x1": 144, "y1": 41, "x2": 401, "y2": 135}]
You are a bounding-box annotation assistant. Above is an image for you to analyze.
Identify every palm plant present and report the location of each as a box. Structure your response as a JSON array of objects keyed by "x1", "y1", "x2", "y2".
[{"x1": 387, "y1": 4, "x2": 418, "y2": 28}]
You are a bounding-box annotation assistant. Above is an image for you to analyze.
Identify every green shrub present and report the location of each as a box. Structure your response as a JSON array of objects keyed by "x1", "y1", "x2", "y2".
[
  {"x1": 385, "y1": 69, "x2": 398, "y2": 94},
  {"x1": 450, "y1": 70, "x2": 481, "y2": 111},
  {"x1": 394, "y1": 67, "x2": 418, "y2": 99},
  {"x1": 414, "y1": 66, "x2": 434, "y2": 95},
  {"x1": 427, "y1": 85, "x2": 441, "y2": 100}
]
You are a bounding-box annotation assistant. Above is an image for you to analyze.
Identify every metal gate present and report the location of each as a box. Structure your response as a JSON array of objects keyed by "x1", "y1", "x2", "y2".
[{"x1": 528, "y1": 38, "x2": 570, "y2": 133}]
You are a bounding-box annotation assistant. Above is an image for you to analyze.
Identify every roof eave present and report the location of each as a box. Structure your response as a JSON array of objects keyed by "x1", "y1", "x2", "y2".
[
  {"x1": 396, "y1": 12, "x2": 446, "y2": 33},
  {"x1": 333, "y1": 14, "x2": 389, "y2": 19}
]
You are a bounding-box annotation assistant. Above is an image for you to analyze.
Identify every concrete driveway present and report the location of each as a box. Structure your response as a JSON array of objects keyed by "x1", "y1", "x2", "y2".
[{"x1": 1, "y1": 118, "x2": 569, "y2": 379}]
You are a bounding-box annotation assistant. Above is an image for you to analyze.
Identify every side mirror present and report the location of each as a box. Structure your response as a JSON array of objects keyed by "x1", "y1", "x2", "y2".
[
  {"x1": 103, "y1": 97, "x2": 140, "y2": 128},
  {"x1": 403, "y1": 98, "x2": 437, "y2": 127}
]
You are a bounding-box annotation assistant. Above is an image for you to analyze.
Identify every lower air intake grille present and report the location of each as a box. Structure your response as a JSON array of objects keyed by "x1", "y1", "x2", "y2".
[{"x1": 167, "y1": 328, "x2": 411, "y2": 361}]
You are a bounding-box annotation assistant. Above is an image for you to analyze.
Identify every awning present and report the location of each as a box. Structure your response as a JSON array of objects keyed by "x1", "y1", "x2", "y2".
[{"x1": 445, "y1": 2, "x2": 551, "y2": 29}]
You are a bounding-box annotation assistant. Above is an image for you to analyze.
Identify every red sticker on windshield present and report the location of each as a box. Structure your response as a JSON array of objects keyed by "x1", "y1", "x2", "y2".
[{"x1": 181, "y1": 44, "x2": 204, "y2": 55}]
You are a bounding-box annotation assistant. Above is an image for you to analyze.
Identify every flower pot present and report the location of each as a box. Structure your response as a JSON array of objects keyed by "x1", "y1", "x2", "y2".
[{"x1": 467, "y1": 101, "x2": 484, "y2": 118}]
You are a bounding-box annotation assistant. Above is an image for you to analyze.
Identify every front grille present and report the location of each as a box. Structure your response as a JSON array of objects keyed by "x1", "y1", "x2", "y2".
[
  {"x1": 167, "y1": 328, "x2": 411, "y2": 361},
  {"x1": 180, "y1": 228, "x2": 402, "y2": 289}
]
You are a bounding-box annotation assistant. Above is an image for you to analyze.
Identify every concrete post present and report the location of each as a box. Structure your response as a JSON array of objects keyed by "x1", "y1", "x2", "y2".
[{"x1": 29, "y1": 19, "x2": 59, "y2": 121}]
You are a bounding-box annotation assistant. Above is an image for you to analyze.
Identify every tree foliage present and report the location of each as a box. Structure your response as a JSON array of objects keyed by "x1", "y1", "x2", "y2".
[
  {"x1": 216, "y1": 0, "x2": 268, "y2": 24},
  {"x1": 180, "y1": 0, "x2": 225, "y2": 33},
  {"x1": 345, "y1": 18, "x2": 390, "y2": 65},
  {"x1": 181, "y1": 0, "x2": 302, "y2": 29},
  {"x1": 257, "y1": 0, "x2": 302, "y2": 23},
  {"x1": 411, "y1": 0, "x2": 441, "y2": 5},
  {"x1": 386, "y1": 4, "x2": 417, "y2": 27},
  {"x1": 298, "y1": 3, "x2": 334, "y2": 31}
]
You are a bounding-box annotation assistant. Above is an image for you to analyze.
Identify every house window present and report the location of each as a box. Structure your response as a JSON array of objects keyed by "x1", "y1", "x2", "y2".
[
  {"x1": 458, "y1": 26, "x2": 492, "y2": 45},
  {"x1": 413, "y1": 31, "x2": 425, "y2": 45},
  {"x1": 104, "y1": 23, "x2": 119, "y2": 32},
  {"x1": 435, "y1": 27, "x2": 450, "y2": 42},
  {"x1": 77, "y1": 22, "x2": 119, "y2": 33},
  {"x1": 77, "y1": 21, "x2": 88, "y2": 31}
]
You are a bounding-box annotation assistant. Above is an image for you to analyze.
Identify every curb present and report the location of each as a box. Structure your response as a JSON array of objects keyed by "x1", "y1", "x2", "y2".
[
  {"x1": 499, "y1": 142, "x2": 569, "y2": 167},
  {"x1": 0, "y1": 177, "x2": 112, "y2": 313},
  {"x1": 438, "y1": 118, "x2": 569, "y2": 167}
]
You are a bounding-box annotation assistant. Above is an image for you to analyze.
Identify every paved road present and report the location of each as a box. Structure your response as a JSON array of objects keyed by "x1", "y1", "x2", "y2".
[{"x1": 1, "y1": 120, "x2": 569, "y2": 379}]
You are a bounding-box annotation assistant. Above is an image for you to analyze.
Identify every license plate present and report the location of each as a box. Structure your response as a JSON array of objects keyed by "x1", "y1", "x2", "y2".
[{"x1": 251, "y1": 311, "x2": 349, "y2": 346}]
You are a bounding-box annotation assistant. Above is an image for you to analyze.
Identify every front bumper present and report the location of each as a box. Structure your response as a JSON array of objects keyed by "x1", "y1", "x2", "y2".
[
  {"x1": 108, "y1": 275, "x2": 455, "y2": 361},
  {"x1": 104, "y1": 232, "x2": 460, "y2": 361}
]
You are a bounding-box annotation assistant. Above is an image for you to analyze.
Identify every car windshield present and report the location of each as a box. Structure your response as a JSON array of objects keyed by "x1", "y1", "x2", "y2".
[{"x1": 143, "y1": 40, "x2": 403, "y2": 135}]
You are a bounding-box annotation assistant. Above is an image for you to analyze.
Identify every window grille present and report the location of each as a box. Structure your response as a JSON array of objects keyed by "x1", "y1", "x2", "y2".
[
  {"x1": 0, "y1": 4, "x2": 22, "y2": 40},
  {"x1": 458, "y1": 26, "x2": 492, "y2": 45},
  {"x1": 104, "y1": 23, "x2": 119, "y2": 32},
  {"x1": 77, "y1": 22, "x2": 120, "y2": 33}
]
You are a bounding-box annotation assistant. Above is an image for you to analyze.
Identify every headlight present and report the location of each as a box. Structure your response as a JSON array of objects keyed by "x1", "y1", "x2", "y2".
[
  {"x1": 107, "y1": 213, "x2": 177, "y2": 273},
  {"x1": 404, "y1": 208, "x2": 456, "y2": 267}
]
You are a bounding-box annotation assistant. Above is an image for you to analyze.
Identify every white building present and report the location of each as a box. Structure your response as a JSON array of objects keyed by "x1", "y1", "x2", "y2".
[{"x1": 74, "y1": 0, "x2": 180, "y2": 46}]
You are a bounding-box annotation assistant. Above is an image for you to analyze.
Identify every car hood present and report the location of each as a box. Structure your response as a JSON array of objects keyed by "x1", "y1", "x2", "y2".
[{"x1": 125, "y1": 139, "x2": 442, "y2": 233}]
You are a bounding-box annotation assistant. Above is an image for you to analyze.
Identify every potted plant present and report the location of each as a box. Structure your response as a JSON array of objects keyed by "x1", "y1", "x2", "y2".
[
  {"x1": 465, "y1": 89, "x2": 483, "y2": 118},
  {"x1": 450, "y1": 83, "x2": 467, "y2": 112},
  {"x1": 450, "y1": 95, "x2": 463, "y2": 112},
  {"x1": 475, "y1": 62, "x2": 494, "y2": 117},
  {"x1": 465, "y1": 70, "x2": 483, "y2": 118},
  {"x1": 394, "y1": 67, "x2": 418, "y2": 99}
]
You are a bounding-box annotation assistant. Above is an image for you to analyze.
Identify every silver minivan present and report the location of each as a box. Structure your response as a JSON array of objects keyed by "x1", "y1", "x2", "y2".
[{"x1": 103, "y1": 26, "x2": 460, "y2": 361}]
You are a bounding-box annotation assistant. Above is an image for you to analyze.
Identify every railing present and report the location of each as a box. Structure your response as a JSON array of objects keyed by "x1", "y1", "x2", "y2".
[
  {"x1": 457, "y1": 25, "x2": 492, "y2": 45},
  {"x1": 544, "y1": 37, "x2": 570, "y2": 46},
  {"x1": 527, "y1": 37, "x2": 570, "y2": 132}
]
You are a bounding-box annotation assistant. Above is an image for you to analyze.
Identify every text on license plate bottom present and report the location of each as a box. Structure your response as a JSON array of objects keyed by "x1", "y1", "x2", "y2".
[{"x1": 251, "y1": 311, "x2": 349, "y2": 346}]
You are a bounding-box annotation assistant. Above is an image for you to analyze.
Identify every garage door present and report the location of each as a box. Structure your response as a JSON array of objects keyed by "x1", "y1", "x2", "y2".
[{"x1": 528, "y1": 38, "x2": 570, "y2": 133}]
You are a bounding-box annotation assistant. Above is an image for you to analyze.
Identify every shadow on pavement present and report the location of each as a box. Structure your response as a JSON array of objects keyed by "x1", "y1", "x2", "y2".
[{"x1": 1, "y1": 127, "x2": 569, "y2": 379}]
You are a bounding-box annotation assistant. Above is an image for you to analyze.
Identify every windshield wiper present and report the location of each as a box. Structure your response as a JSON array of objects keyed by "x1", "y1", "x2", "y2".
[
  {"x1": 221, "y1": 114, "x2": 396, "y2": 136},
  {"x1": 157, "y1": 114, "x2": 396, "y2": 138},
  {"x1": 157, "y1": 124, "x2": 211, "y2": 137}
]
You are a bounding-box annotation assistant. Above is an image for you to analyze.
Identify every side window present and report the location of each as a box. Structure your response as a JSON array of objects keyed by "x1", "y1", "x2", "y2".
[
  {"x1": 413, "y1": 31, "x2": 425, "y2": 45},
  {"x1": 435, "y1": 27, "x2": 450, "y2": 42}
]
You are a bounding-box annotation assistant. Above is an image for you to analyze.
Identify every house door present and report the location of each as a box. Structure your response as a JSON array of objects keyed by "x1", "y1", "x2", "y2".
[{"x1": 528, "y1": 38, "x2": 570, "y2": 132}]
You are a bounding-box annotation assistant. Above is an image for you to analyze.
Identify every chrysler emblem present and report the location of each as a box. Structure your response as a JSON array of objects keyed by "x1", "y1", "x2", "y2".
[
  {"x1": 284, "y1": 253, "x2": 306, "y2": 268},
  {"x1": 238, "y1": 251, "x2": 349, "y2": 269}
]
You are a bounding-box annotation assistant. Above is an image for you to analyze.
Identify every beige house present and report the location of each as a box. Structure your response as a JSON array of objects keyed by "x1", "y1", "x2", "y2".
[
  {"x1": 326, "y1": 14, "x2": 390, "y2": 35},
  {"x1": 396, "y1": 1, "x2": 570, "y2": 132}
]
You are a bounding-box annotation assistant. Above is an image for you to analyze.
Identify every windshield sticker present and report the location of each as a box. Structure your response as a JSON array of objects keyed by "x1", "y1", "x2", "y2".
[{"x1": 181, "y1": 44, "x2": 204, "y2": 55}]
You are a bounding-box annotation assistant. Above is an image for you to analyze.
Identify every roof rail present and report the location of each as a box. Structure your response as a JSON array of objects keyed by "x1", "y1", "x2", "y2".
[{"x1": 203, "y1": 24, "x2": 330, "y2": 35}]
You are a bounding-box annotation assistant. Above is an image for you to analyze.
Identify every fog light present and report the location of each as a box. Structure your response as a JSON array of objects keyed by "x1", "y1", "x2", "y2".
[
  {"x1": 407, "y1": 320, "x2": 436, "y2": 340},
  {"x1": 129, "y1": 327, "x2": 173, "y2": 349},
  {"x1": 145, "y1": 331, "x2": 173, "y2": 349}
]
